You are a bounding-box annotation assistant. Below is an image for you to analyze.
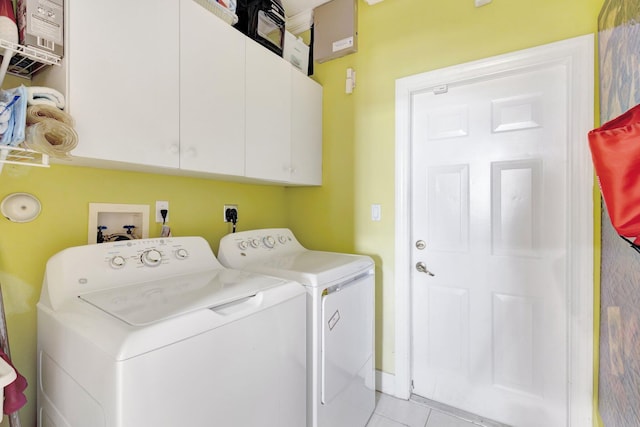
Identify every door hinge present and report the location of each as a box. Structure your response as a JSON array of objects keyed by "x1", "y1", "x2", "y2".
[{"x1": 433, "y1": 84, "x2": 448, "y2": 95}]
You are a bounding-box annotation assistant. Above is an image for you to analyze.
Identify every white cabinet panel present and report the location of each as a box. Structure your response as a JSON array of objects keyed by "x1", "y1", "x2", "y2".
[
  {"x1": 291, "y1": 71, "x2": 322, "y2": 185},
  {"x1": 179, "y1": 0, "x2": 245, "y2": 176},
  {"x1": 65, "y1": 0, "x2": 180, "y2": 168},
  {"x1": 245, "y1": 41, "x2": 292, "y2": 183}
]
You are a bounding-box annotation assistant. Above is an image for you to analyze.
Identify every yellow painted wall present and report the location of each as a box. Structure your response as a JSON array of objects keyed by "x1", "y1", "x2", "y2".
[
  {"x1": 286, "y1": 0, "x2": 604, "y2": 424},
  {"x1": 0, "y1": 0, "x2": 609, "y2": 424}
]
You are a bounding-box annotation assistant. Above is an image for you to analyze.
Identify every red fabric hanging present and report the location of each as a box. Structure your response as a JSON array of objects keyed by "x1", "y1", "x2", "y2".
[
  {"x1": 0, "y1": 349, "x2": 27, "y2": 415},
  {"x1": 588, "y1": 104, "x2": 640, "y2": 245}
]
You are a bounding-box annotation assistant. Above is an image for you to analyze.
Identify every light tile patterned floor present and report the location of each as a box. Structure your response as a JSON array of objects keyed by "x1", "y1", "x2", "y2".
[{"x1": 367, "y1": 393, "x2": 492, "y2": 427}]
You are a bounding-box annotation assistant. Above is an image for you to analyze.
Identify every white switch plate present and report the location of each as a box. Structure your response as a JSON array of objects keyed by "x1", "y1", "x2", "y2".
[
  {"x1": 475, "y1": 0, "x2": 492, "y2": 6},
  {"x1": 371, "y1": 204, "x2": 381, "y2": 221},
  {"x1": 156, "y1": 201, "x2": 169, "y2": 223}
]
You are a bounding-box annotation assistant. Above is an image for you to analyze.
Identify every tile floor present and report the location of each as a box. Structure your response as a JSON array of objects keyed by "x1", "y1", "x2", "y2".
[{"x1": 366, "y1": 392, "x2": 502, "y2": 427}]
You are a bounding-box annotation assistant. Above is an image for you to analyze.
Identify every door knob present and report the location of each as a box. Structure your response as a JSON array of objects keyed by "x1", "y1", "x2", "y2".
[
  {"x1": 416, "y1": 262, "x2": 435, "y2": 276},
  {"x1": 416, "y1": 240, "x2": 426, "y2": 250}
]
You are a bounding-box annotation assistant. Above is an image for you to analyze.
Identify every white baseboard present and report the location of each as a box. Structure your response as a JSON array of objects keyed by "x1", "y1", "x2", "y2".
[{"x1": 375, "y1": 369, "x2": 396, "y2": 396}]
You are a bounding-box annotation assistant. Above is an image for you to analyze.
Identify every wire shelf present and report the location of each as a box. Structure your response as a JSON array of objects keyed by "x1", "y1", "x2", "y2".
[
  {"x1": 0, "y1": 145, "x2": 50, "y2": 173},
  {"x1": 0, "y1": 39, "x2": 61, "y2": 79}
]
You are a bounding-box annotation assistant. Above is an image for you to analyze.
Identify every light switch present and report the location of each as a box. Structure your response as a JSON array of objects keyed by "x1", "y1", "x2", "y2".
[{"x1": 371, "y1": 204, "x2": 381, "y2": 221}]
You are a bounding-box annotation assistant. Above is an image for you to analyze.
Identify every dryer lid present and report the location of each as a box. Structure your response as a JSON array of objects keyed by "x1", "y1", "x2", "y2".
[
  {"x1": 241, "y1": 250, "x2": 373, "y2": 287},
  {"x1": 79, "y1": 268, "x2": 287, "y2": 326}
]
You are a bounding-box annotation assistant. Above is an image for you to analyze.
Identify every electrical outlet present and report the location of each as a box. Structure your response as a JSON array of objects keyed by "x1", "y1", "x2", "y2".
[
  {"x1": 224, "y1": 204, "x2": 238, "y2": 222},
  {"x1": 156, "y1": 201, "x2": 169, "y2": 223}
]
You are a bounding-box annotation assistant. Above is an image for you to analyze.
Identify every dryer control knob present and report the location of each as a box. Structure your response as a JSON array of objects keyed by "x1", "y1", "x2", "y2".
[
  {"x1": 109, "y1": 255, "x2": 126, "y2": 269},
  {"x1": 141, "y1": 249, "x2": 163, "y2": 267},
  {"x1": 278, "y1": 235, "x2": 287, "y2": 244},
  {"x1": 238, "y1": 241, "x2": 249, "y2": 250},
  {"x1": 263, "y1": 236, "x2": 276, "y2": 248},
  {"x1": 249, "y1": 239, "x2": 260, "y2": 248},
  {"x1": 175, "y1": 248, "x2": 189, "y2": 259}
]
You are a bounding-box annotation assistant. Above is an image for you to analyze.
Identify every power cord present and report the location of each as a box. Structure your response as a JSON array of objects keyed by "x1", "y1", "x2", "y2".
[
  {"x1": 160, "y1": 209, "x2": 171, "y2": 237},
  {"x1": 225, "y1": 208, "x2": 238, "y2": 233}
]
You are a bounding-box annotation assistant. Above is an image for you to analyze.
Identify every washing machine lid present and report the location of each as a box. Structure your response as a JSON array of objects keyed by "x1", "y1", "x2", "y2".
[
  {"x1": 243, "y1": 250, "x2": 373, "y2": 287},
  {"x1": 79, "y1": 268, "x2": 286, "y2": 326}
]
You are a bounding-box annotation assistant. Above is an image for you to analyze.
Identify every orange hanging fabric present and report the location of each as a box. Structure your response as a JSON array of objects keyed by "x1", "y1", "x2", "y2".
[{"x1": 589, "y1": 103, "x2": 640, "y2": 245}]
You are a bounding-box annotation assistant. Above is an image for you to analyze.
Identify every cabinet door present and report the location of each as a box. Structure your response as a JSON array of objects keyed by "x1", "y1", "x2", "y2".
[
  {"x1": 67, "y1": 0, "x2": 180, "y2": 168},
  {"x1": 180, "y1": 0, "x2": 245, "y2": 176},
  {"x1": 245, "y1": 41, "x2": 292, "y2": 182},
  {"x1": 290, "y1": 71, "x2": 322, "y2": 185}
]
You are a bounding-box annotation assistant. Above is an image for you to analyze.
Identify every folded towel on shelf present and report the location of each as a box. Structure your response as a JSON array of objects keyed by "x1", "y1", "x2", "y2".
[
  {"x1": 0, "y1": 350, "x2": 27, "y2": 415},
  {"x1": 26, "y1": 86, "x2": 65, "y2": 109},
  {"x1": 0, "y1": 102, "x2": 14, "y2": 144},
  {"x1": 0, "y1": 85, "x2": 26, "y2": 146},
  {"x1": 0, "y1": 98, "x2": 13, "y2": 137}
]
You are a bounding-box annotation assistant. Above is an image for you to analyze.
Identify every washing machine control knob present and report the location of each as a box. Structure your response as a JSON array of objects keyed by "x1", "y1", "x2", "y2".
[
  {"x1": 249, "y1": 238, "x2": 260, "y2": 248},
  {"x1": 238, "y1": 241, "x2": 249, "y2": 250},
  {"x1": 141, "y1": 249, "x2": 163, "y2": 267},
  {"x1": 263, "y1": 236, "x2": 276, "y2": 248},
  {"x1": 109, "y1": 255, "x2": 126, "y2": 269},
  {"x1": 175, "y1": 248, "x2": 189, "y2": 259},
  {"x1": 278, "y1": 235, "x2": 288, "y2": 244}
]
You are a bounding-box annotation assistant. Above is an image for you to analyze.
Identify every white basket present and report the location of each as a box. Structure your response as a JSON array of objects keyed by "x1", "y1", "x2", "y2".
[{"x1": 193, "y1": 0, "x2": 239, "y2": 25}]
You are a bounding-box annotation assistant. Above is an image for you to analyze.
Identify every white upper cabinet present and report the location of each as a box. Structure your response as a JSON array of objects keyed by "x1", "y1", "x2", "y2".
[
  {"x1": 291, "y1": 70, "x2": 322, "y2": 185},
  {"x1": 245, "y1": 40, "x2": 292, "y2": 183},
  {"x1": 179, "y1": 0, "x2": 245, "y2": 176},
  {"x1": 48, "y1": 0, "x2": 180, "y2": 168},
  {"x1": 35, "y1": 0, "x2": 321, "y2": 185}
]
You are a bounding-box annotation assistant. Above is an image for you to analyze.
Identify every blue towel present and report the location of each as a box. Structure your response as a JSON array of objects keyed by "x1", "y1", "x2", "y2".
[
  {"x1": 0, "y1": 85, "x2": 27, "y2": 146},
  {"x1": 0, "y1": 101, "x2": 13, "y2": 146}
]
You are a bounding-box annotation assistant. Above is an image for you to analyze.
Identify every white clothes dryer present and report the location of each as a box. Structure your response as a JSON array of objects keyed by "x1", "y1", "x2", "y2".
[
  {"x1": 37, "y1": 236, "x2": 306, "y2": 427},
  {"x1": 218, "y1": 228, "x2": 375, "y2": 427}
]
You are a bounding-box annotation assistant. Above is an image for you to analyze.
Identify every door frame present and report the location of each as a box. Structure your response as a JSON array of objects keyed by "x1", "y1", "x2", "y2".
[{"x1": 394, "y1": 34, "x2": 594, "y2": 426}]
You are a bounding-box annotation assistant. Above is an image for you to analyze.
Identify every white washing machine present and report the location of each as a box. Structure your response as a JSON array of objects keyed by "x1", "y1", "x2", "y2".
[
  {"x1": 218, "y1": 228, "x2": 375, "y2": 427},
  {"x1": 37, "y1": 236, "x2": 306, "y2": 427}
]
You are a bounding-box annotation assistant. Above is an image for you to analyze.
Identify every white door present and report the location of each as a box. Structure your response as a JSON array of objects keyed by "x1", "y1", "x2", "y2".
[
  {"x1": 290, "y1": 71, "x2": 323, "y2": 185},
  {"x1": 66, "y1": 0, "x2": 180, "y2": 168},
  {"x1": 179, "y1": 0, "x2": 246, "y2": 176},
  {"x1": 245, "y1": 41, "x2": 292, "y2": 182},
  {"x1": 410, "y1": 62, "x2": 570, "y2": 426}
]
